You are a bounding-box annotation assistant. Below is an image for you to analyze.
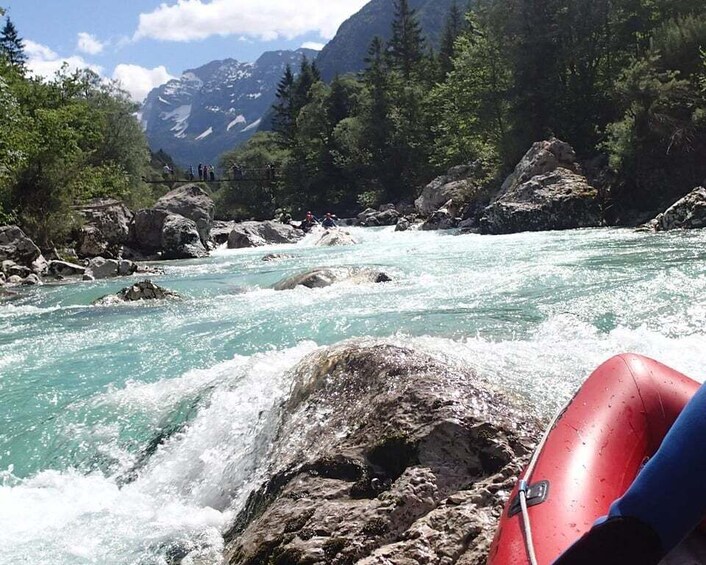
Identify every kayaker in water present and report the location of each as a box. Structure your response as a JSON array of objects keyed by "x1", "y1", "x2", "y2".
[
  {"x1": 555, "y1": 381, "x2": 706, "y2": 564},
  {"x1": 299, "y1": 211, "x2": 318, "y2": 232},
  {"x1": 321, "y1": 212, "x2": 337, "y2": 228}
]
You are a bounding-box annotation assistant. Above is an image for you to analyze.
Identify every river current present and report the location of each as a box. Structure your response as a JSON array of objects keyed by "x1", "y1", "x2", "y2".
[{"x1": 1, "y1": 226, "x2": 705, "y2": 563}]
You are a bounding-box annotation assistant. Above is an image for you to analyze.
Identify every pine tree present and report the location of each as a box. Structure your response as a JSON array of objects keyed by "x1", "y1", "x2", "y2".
[
  {"x1": 0, "y1": 17, "x2": 26, "y2": 67},
  {"x1": 439, "y1": 2, "x2": 465, "y2": 77},
  {"x1": 363, "y1": 37, "x2": 392, "y2": 166},
  {"x1": 272, "y1": 64, "x2": 295, "y2": 145},
  {"x1": 388, "y1": 0, "x2": 425, "y2": 79},
  {"x1": 292, "y1": 57, "x2": 318, "y2": 113}
]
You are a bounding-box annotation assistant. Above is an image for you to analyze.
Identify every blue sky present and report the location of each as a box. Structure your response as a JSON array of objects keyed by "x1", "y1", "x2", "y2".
[{"x1": 3, "y1": 0, "x2": 368, "y2": 101}]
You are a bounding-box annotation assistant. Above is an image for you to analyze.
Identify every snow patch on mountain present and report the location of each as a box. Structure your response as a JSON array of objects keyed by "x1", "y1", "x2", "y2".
[
  {"x1": 242, "y1": 118, "x2": 261, "y2": 133},
  {"x1": 162, "y1": 104, "x2": 191, "y2": 138},
  {"x1": 140, "y1": 48, "x2": 317, "y2": 165},
  {"x1": 227, "y1": 115, "x2": 247, "y2": 131},
  {"x1": 195, "y1": 127, "x2": 213, "y2": 140}
]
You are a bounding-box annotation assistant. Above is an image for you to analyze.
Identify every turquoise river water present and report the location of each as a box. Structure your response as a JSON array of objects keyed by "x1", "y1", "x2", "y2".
[{"x1": 1, "y1": 226, "x2": 706, "y2": 563}]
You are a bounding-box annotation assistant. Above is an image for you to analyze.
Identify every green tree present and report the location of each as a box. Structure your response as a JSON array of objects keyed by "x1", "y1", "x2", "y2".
[
  {"x1": 272, "y1": 64, "x2": 295, "y2": 146},
  {"x1": 429, "y1": 16, "x2": 512, "y2": 171},
  {"x1": 0, "y1": 17, "x2": 26, "y2": 67},
  {"x1": 439, "y1": 1, "x2": 465, "y2": 77},
  {"x1": 388, "y1": 0, "x2": 426, "y2": 79}
]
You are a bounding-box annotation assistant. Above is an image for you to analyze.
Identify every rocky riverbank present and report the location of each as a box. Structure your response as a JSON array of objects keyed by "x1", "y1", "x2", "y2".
[{"x1": 223, "y1": 340, "x2": 541, "y2": 564}]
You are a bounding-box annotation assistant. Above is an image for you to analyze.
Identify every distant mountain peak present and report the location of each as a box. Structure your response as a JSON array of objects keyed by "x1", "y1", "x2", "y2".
[{"x1": 140, "y1": 49, "x2": 317, "y2": 166}]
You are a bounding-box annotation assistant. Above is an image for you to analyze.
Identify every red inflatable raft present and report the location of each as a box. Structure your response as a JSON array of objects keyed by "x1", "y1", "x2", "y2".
[{"x1": 488, "y1": 353, "x2": 700, "y2": 565}]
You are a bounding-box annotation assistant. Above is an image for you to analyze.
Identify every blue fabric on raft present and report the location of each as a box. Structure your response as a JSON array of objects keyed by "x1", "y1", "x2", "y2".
[{"x1": 610, "y1": 382, "x2": 706, "y2": 554}]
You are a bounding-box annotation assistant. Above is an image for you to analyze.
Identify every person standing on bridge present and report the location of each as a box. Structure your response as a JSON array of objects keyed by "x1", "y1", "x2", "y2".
[{"x1": 209, "y1": 165, "x2": 215, "y2": 182}]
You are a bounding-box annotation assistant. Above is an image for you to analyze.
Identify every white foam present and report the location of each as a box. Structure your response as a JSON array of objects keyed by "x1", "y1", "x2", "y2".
[{"x1": 0, "y1": 342, "x2": 319, "y2": 564}]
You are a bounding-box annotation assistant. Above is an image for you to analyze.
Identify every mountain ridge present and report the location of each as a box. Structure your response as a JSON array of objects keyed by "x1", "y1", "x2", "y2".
[
  {"x1": 140, "y1": 0, "x2": 461, "y2": 165},
  {"x1": 140, "y1": 48, "x2": 317, "y2": 167}
]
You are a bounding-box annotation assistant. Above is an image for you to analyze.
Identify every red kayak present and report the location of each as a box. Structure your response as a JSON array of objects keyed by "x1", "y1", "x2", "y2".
[{"x1": 487, "y1": 353, "x2": 700, "y2": 564}]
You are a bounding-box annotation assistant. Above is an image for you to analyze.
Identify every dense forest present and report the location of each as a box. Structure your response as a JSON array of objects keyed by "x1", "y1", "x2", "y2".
[
  {"x1": 2, "y1": 0, "x2": 706, "y2": 247},
  {"x1": 221, "y1": 0, "x2": 706, "y2": 221}
]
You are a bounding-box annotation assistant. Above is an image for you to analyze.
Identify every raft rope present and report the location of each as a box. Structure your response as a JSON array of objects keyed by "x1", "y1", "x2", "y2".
[{"x1": 518, "y1": 398, "x2": 573, "y2": 565}]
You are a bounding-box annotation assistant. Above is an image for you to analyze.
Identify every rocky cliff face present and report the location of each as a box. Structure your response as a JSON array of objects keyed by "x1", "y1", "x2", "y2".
[
  {"x1": 223, "y1": 340, "x2": 540, "y2": 564},
  {"x1": 140, "y1": 49, "x2": 317, "y2": 166},
  {"x1": 316, "y1": 0, "x2": 460, "y2": 81}
]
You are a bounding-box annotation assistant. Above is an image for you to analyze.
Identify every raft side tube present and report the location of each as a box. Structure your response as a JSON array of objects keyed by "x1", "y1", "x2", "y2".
[{"x1": 488, "y1": 353, "x2": 699, "y2": 565}]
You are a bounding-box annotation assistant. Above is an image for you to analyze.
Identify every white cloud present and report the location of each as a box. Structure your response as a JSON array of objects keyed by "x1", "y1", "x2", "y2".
[
  {"x1": 301, "y1": 42, "x2": 325, "y2": 51},
  {"x1": 77, "y1": 32, "x2": 105, "y2": 55},
  {"x1": 112, "y1": 64, "x2": 176, "y2": 103},
  {"x1": 133, "y1": 0, "x2": 368, "y2": 42},
  {"x1": 24, "y1": 39, "x2": 58, "y2": 62},
  {"x1": 24, "y1": 39, "x2": 103, "y2": 79}
]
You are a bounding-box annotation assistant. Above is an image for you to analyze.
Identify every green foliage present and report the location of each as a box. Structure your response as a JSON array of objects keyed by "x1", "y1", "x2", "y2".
[
  {"x1": 429, "y1": 16, "x2": 511, "y2": 171},
  {"x1": 0, "y1": 24, "x2": 152, "y2": 247}
]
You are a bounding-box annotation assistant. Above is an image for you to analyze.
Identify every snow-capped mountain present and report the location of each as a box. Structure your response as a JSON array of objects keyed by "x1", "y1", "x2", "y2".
[{"x1": 140, "y1": 48, "x2": 317, "y2": 167}]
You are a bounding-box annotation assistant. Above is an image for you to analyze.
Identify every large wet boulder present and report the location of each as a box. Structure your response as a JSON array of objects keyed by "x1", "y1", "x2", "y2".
[
  {"x1": 75, "y1": 198, "x2": 134, "y2": 257},
  {"x1": 0, "y1": 225, "x2": 42, "y2": 267},
  {"x1": 223, "y1": 341, "x2": 540, "y2": 565},
  {"x1": 314, "y1": 229, "x2": 358, "y2": 247},
  {"x1": 77, "y1": 225, "x2": 110, "y2": 258},
  {"x1": 479, "y1": 139, "x2": 600, "y2": 235},
  {"x1": 131, "y1": 210, "x2": 207, "y2": 259},
  {"x1": 642, "y1": 187, "x2": 706, "y2": 231},
  {"x1": 93, "y1": 279, "x2": 180, "y2": 305},
  {"x1": 479, "y1": 169, "x2": 601, "y2": 234},
  {"x1": 415, "y1": 163, "x2": 480, "y2": 217},
  {"x1": 153, "y1": 184, "x2": 215, "y2": 245},
  {"x1": 227, "y1": 221, "x2": 304, "y2": 249},
  {"x1": 161, "y1": 214, "x2": 208, "y2": 259},
  {"x1": 274, "y1": 267, "x2": 391, "y2": 290}
]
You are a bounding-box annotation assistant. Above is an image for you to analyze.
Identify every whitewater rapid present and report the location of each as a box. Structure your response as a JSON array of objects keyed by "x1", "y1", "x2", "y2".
[{"x1": 1, "y1": 226, "x2": 705, "y2": 563}]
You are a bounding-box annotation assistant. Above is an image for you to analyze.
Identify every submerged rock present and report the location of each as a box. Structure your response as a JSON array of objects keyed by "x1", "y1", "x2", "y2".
[
  {"x1": 223, "y1": 341, "x2": 540, "y2": 564},
  {"x1": 93, "y1": 280, "x2": 180, "y2": 305},
  {"x1": 262, "y1": 253, "x2": 293, "y2": 262},
  {"x1": 274, "y1": 267, "x2": 391, "y2": 290},
  {"x1": 314, "y1": 229, "x2": 358, "y2": 247}
]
